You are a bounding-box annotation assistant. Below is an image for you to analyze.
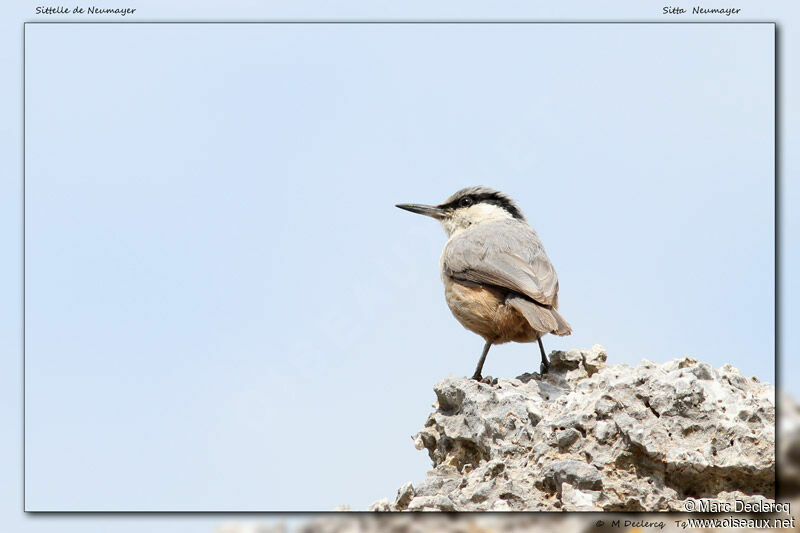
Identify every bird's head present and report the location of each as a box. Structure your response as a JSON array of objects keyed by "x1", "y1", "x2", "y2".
[{"x1": 396, "y1": 186, "x2": 526, "y2": 237}]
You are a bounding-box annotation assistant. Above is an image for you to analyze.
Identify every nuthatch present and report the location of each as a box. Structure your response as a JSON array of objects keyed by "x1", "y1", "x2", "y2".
[{"x1": 397, "y1": 186, "x2": 571, "y2": 380}]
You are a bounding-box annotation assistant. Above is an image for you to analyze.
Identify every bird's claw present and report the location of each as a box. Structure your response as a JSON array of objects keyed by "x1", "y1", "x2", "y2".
[{"x1": 472, "y1": 374, "x2": 497, "y2": 385}]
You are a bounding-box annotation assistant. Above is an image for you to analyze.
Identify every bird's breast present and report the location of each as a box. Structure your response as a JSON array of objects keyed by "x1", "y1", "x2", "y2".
[{"x1": 442, "y1": 276, "x2": 536, "y2": 344}]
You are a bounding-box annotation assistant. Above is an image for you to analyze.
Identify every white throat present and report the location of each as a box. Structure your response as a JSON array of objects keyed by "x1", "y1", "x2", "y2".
[{"x1": 440, "y1": 203, "x2": 515, "y2": 238}]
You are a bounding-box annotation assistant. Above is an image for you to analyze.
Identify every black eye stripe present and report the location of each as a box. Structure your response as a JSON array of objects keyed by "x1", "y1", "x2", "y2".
[{"x1": 439, "y1": 192, "x2": 524, "y2": 220}]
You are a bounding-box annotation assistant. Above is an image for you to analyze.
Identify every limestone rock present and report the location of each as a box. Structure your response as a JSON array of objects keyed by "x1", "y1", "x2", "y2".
[
  {"x1": 373, "y1": 345, "x2": 775, "y2": 511},
  {"x1": 779, "y1": 393, "x2": 800, "y2": 496}
]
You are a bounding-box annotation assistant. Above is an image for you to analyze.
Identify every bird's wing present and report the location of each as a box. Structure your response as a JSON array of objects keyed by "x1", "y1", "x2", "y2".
[{"x1": 442, "y1": 221, "x2": 560, "y2": 306}]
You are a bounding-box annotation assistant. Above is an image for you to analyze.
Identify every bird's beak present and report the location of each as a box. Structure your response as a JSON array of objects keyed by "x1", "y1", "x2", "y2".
[{"x1": 395, "y1": 203, "x2": 446, "y2": 220}]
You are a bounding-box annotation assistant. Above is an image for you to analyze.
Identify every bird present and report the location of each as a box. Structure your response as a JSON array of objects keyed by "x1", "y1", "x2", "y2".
[{"x1": 396, "y1": 186, "x2": 571, "y2": 380}]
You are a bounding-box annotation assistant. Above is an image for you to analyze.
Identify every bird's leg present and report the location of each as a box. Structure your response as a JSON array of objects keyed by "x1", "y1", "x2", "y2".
[
  {"x1": 471, "y1": 340, "x2": 493, "y2": 381},
  {"x1": 538, "y1": 337, "x2": 549, "y2": 374}
]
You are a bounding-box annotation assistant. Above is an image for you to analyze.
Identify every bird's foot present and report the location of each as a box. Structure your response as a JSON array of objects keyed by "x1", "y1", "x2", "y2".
[
  {"x1": 471, "y1": 372, "x2": 482, "y2": 381},
  {"x1": 540, "y1": 359, "x2": 550, "y2": 375}
]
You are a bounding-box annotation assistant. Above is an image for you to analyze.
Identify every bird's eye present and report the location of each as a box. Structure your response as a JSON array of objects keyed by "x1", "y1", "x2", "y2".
[{"x1": 459, "y1": 197, "x2": 474, "y2": 208}]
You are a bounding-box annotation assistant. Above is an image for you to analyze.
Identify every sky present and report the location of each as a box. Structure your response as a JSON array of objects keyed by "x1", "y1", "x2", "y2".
[
  {"x1": 0, "y1": 2, "x2": 796, "y2": 532},
  {"x1": 22, "y1": 21, "x2": 774, "y2": 512}
]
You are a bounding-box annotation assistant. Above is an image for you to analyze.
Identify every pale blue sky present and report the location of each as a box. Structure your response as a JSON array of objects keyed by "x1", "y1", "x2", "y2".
[
  {"x1": 0, "y1": 2, "x2": 795, "y2": 531},
  {"x1": 23, "y1": 22, "x2": 774, "y2": 511}
]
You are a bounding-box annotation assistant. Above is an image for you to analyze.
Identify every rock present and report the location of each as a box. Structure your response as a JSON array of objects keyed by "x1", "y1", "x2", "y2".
[
  {"x1": 540, "y1": 460, "x2": 602, "y2": 493},
  {"x1": 779, "y1": 393, "x2": 800, "y2": 496},
  {"x1": 394, "y1": 482, "x2": 415, "y2": 510},
  {"x1": 555, "y1": 428, "x2": 581, "y2": 449},
  {"x1": 366, "y1": 499, "x2": 390, "y2": 512},
  {"x1": 560, "y1": 483, "x2": 600, "y2": 511},
  {"x1": 371, "y1": 345, "x2": 775, "y2": 511},
  {"x1": 294, "y1": 515, "x2": 591, "y2": 533}
]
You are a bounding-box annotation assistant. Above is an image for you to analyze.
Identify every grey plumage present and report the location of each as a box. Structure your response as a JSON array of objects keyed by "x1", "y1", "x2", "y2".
[
  {"x1": 397, "y1": 186, "x2": 571, "y2": 379},
  {"x1": 507, "y1": 296, "x2": 571, "y2": 336},
  {"x1": 442, "y1": 219, "x2": 559, "y2": 307}
]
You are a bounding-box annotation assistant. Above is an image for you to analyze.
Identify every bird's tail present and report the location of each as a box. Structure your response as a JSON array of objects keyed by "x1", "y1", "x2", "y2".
[
  {"x1": 549, "y1": 307, "x2": 572, "y2": 336},
  {"x1": 507, "y1": 296, "x2": 572, "y2": 336}
]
